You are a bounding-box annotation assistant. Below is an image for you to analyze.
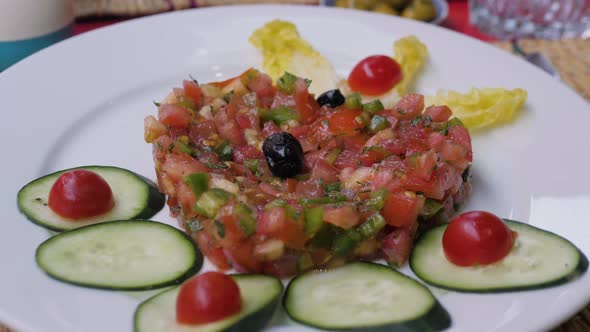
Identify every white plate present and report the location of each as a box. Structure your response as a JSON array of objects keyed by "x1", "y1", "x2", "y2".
[{"x1": 1, "y1": 5, "x2": 589, "y2": 332}]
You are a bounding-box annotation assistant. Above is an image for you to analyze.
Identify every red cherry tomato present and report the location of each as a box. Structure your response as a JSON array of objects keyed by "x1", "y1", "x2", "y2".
[
  {"x1": 48, "y1": 170, "x2": 115, "y2": 219},
  {"x1": 348, "y1": 55, "x2": 403, "y2": 96},
  {"x1": 176, "y1": 272, "x2": 242, "y2": 325},
  {"x1": 442, "y1": 211, "x2": 516, "y2": 266}
]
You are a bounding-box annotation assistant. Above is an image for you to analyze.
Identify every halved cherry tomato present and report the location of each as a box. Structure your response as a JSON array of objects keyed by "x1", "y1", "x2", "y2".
[
  {"x1": 442, "y1": 211, "x2": 515, "y2": 266},
  {"x1": 176, "y1": 272, "x2": 242, "y2": 325},
  {"x1": 348, "y1": 55, "x2": 402, "y2": 96},
  {"x1": 48, "y1": 170, "x2": 115, "y2": 219}
]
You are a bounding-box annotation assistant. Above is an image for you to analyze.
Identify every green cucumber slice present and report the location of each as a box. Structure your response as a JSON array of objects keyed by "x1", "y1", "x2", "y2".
[
  {"x1": 134, "y1": 274, "x2": 283, "y2": 332},
  {"x1": 17, "y1": 165, "x2": 165, "y2": 231},
  {"x1": 36, "y1": 220, "x2": 202, "y2": 290},
  {"x1": 410, "y1": 219, "x2": 588, "y2": 293},
  {"x1": 283, "y1": 262, "x2": 451, "y2": 331}
]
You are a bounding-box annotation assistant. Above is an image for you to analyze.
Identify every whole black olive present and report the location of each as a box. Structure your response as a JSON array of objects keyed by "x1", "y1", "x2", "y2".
[
  {"x1": 262, "y1": 132, "x2": 304, "y2": 178},
  {"x1": 316, "y1": 89, "x2": 345, "y2": 108}
]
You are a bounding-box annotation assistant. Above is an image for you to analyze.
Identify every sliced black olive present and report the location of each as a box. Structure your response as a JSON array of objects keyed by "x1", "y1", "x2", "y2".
[
  {"x1": 316, "y1": 89, "x2": 345, "y2": 108},
  {"x1": 263, "y1": 132, "x2": 304, "y2": 178}
]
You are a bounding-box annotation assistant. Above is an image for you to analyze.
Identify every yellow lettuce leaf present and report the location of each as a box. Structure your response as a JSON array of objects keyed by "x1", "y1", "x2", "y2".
[
  {"x1": 426, "y1": 88, "x2": 528, "y2": 130},
  {"x1": 249, "y1": 20, "x2": 340, "y2": 95},
  {"x1": 393, "y1": 36, "x2": 428, "y2": 95}
]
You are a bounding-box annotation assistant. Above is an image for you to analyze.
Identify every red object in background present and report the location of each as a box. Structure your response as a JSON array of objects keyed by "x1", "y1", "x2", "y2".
[{"x1": 73, "y1": 1, "x2": 496, "y2": 41}]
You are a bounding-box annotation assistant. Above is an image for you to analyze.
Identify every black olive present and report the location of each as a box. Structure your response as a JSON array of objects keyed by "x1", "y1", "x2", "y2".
[
  {"x1": 316, "y1": 89, "x2": 345, "y2": 108},
  {"x1": 262, "y1": 132, "x2": 304, "y2": 178}
]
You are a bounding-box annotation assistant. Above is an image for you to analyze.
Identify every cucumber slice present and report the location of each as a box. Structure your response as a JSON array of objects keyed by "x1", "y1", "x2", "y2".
[
  {"x1": 36, "y1": 220, "x2": 202, "y2": 290},
  {"x1": 410, "y1": 219, "x2": 589, "y2": 293},
  {"x1": 17, "y1": 166, "x2": 165, "y2": 231},
  {"x1": 283, "y1": 262, "x2": 450, "y2": 331},
  {"x1": 134, "y1": 274, "x2": 282, "y2": 332}
]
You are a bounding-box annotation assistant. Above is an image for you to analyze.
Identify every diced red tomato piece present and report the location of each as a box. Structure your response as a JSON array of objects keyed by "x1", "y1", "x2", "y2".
[
  {"x1": 158, "y1": 104, "x2": 192, "y2": 128},
  {"x1": 161, "y1": 154, "x2": 208, "y2": 182},
  {"x1": 193, "y1": 231, "x2": 231, "y2": 270},
  {"x1": 383, "y1": 191, "x2": 423, "y2": 227},
  {"x1": 223, "y1": 241, "x2": 262, "y2": 273},
  {"x1": 294, "y1": 79, "x2": 319, "y2": 124},
  {"x1": 392, "y1": 94, "x2": 424, "y2": 120},
  {"x1": 381, "y1": 228, "x2": 413, "y2": 266},
  {"x1": 323, "y1": 205, "x2": 360, "y2": 229},
  {"x1": 258, "y1": 208, "x2": 307, "y2": 249},
  {"x1": 360, "y1": 148, "x2": 389, "y2": 166},
  {"x1": 448, "y1": 125, "x2": 473, "y2": 160},
  {"x1": 295, "y1": 179, "x2": 324, "y2": 198},
  {"x1": 310, "y1": 159, "x2": 340, "y2": 183},
  {"x1": 183, "y1": 80, "x2": 203, "y2": 107},
  {"x1": 213, "y1": 108, "x2": 246, "y2": 146},
  {"x1": 328, "y1": 109, "x2": 364, "y2": 136},
  {"x1": 232, "y1": 144, "x2": 263, "y2": 164},
  {"x1": 424, "y1": 105, "x2": 452, "y2": 122}
]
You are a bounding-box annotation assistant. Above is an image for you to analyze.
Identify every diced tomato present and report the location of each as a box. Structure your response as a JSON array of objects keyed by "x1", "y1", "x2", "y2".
[
  {"x1": 213, "y1": 215, "x2": 246, "y2": 248},
  {"x1": 391, "y1": 94, "x2": 424, "y2": 120},
  {"x1": 246, "y1": 72, "x2": 275, "y2": 108},
  {"x1": 341, "y1": 134, "x2": 369, "y2": 152},
  {"x1": 183, "y1": 80, "x2": 203, "y2": 107},
  {"x1": 333, "y1": 149, "x2": 360, "y2": 170},
  {"x1": 323, "y1": 205, "x2": 360, "y2": 229},
  {"x1": 261, "y1": 121, "x2": 281, "y2": 138},
  {"x1": 381, "y1": 228, "x2": 413, "y2": 266},
  {"x1": 144, "y1": 115, "x2": 168, "y2": 143},
  {"x1": 427, "y1": 131, "x2": 446, "y2": 150},
  {"x1": 310, "y1": 159, "x2": 339, "y2": 183},
  {"x1": 161, "y1": 154, "x2": 208, "y2": 182},
  {"x1": 448, "y1": 125, "x2": 473, "y2": 160},
  {"x1": 309, "y1": 116, "x2": 331, "y2": 143},
  {"x1": 213, "y1": 108, "x2": 245, "y2": 146},
  {"x1": 189, "y1": 120, "x2": 216, "y2": 147},
  {"x1": 193, "y1": 231, "x2": 231, "y2": 270},
  {"x1": 413, "y1": 149, "x2": 437, "y2": 180},
  {"x1": 294, "y1": 79, "x2": 319, "y2": 124},
  {"x1": 424, "y1": 105, "x2": 452, "y2": 122},
  {"x1": 175, "y1": 182, "x2": 197, "y2": 216},
  {"x1": 262, "y1": 254, "x2": 298, "y2": 279},
  {"x1": 360, "y1": 148, "x2": 389, "y2": 166},
  {"x1": 232, "y1": 144, "x2": 263, "y2": 164},
  {"x1": 258, "y1": 208, "x2": 307, "y2": 249},
  {"x1": 328, "y1": 108, "x2": 364, "y2": 136},
  {"x1": 383, "y1": 191, "x2": 423, "y2": 227},
  {"x1": 223, "y1": 241, "x2": 262, "y2": 273},
  {"x1": 295, "y1": 179, "x2": 324, "y2": 198},
  {"x1": 158, "y1": 104, "x2": 192, "y2": 128}
]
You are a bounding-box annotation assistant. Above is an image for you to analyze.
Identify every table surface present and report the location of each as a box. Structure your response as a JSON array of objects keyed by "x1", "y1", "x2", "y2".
[{"x1": 2, "y1": 1, "x2": 589, "y2": 331}]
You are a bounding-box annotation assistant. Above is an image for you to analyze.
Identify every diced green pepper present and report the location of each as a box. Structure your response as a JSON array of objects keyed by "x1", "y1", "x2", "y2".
[
  {"x1": 296, "y1": 252, "x2": 314, "y2": 272},
  {"x1": 194, "y1": 189, "x2": 232, "y2": 218},
  {"x1": 260, "y1": 105, "x2": 300, "y2": 126},
  {"x1": 369, "y1": 115, "x2": 390, "y2": 133},
  {"x1": 447, "y1": 117, "x2": 465, "y2": 128},
  {"x1": 214, "y1": 141, "x2": 233, "y2": 161},
  {"x1": 362, "y1": 100, "x2": 385, "y2": 115},
  {"x1": 308, "y1": 225, "x2": 339, "y2": 249},
  {"x1": 304, "y1": 207, "x2": 324, "y2": 235},
  {"x1": 358, "y1": 213, "x2": 386, "y2": 238},
  {"x1": 420, "y1": 198, "x2": 443, "y2": 219},
  {"x1": 214, "y1": 220, "x2": 226, "y2": 238},
  {"x1": 366, "y1": 189, "x2": 388, "y2": 210},
  {"x1": 345, "y1": 92, "x2": 362, "y2": 110},
  {"x1": 299, "y1": 194, "x2": 346, "y2": 206},
  {"x1": 277, "y1": 72, "x2": 298, "y2": 94},
  {"x1": 235, "y1": 203, "x2": 256, "y2": 236},
  {"x1": 355, "y1": 112, "x2": 371, "y2": 127},
  {"x1": 183, "y1": 173, "x2": 210, "y2": 196},
  {"x1": 265, "y1": 199, "x2": 287, "y2": 210},
  {"x1": 175, "y1": 140, "x2": 194, "y2": 155},
  {"x1": 324, "y1": 182, "x2": 341, "y2": 194},
  {"x1": 223, "y1": 90, "x2": 234, "y2": 104},
  {"x1": 332, "y1": 229, "x2": 362, "y2": 256},
  {"x1": 244, "y1": 159, "x2": 261, "y2": 175},
  {"x1": 325, "y1": 148, "x2": 341, "y2": 165}
]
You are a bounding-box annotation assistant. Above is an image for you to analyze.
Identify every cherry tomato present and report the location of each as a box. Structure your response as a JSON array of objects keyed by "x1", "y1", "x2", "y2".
[
  {"x1": 176, "y1": 272, "x2": 242, "y2": 325},
  {"x1": 442, "y1": 211, "x2": 515, "y2": 266},
  {"x1": 348, "y1": 55, "x2": 403, "y2": 96},
  {"x1": 48, "y1": 170, "x2": 115, "y2": 219}
]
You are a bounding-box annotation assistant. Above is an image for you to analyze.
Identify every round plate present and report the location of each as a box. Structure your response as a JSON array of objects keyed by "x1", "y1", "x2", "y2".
[{"x1": 1, "y1": 5, "x2": 589, "y2": 332}]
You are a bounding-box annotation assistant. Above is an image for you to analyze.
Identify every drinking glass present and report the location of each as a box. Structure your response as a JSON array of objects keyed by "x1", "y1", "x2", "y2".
[{"x1": 469, "y1": 0, "x2": 590, "y2": 39}]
